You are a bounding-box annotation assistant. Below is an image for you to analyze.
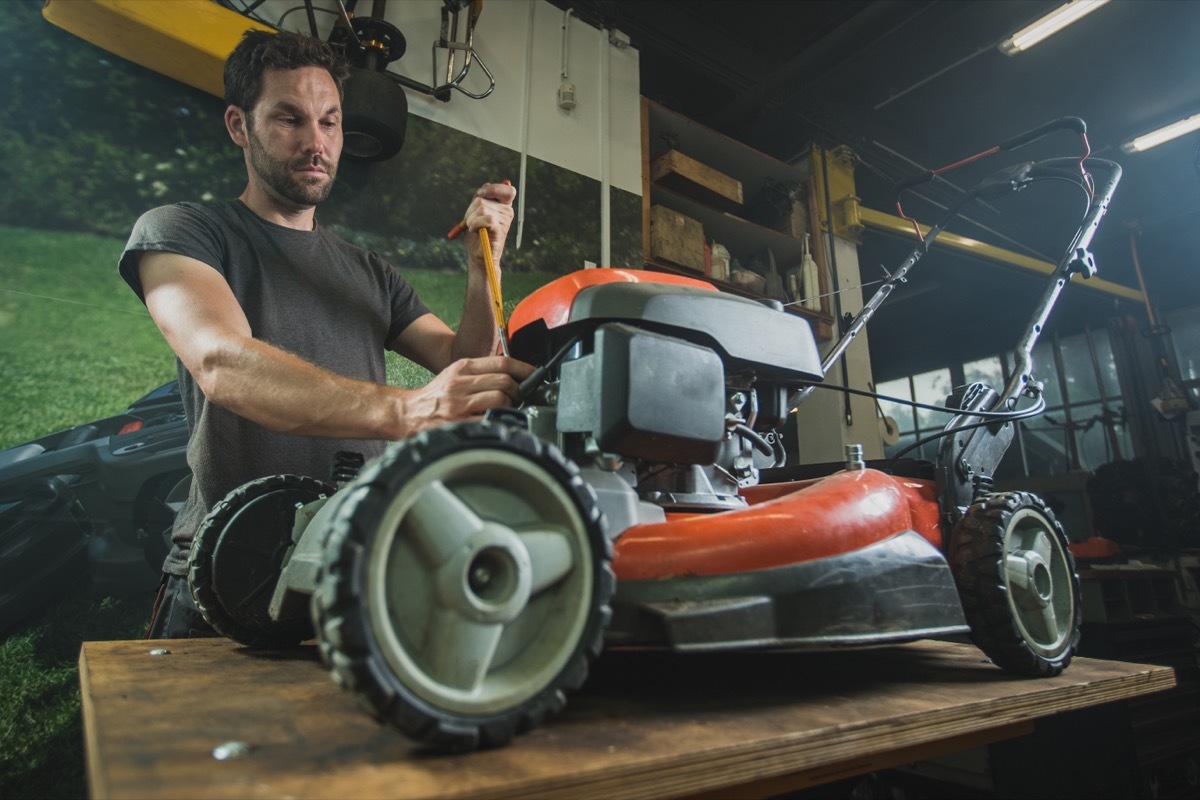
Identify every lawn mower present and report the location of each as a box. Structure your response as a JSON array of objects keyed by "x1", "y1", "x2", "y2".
[
  {"x1": 0, "y1": 381, "x2": 188, "y2": 633},
  {"x1": 187, "y1": 118, "x2": 1121, "y2": 751}
]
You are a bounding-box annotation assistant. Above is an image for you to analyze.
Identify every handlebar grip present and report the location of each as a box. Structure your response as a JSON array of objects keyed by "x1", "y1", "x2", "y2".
[
  {"x1": 999, "y1": 117, "x2": 1087, "y2": 151},
  {"x1": 894, "y1": 169, "x2": 935, "y2": 195}
]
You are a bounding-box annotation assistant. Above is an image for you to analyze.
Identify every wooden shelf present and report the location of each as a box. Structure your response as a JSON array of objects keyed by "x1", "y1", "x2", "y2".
[{"x1": 640, "y1": 97, "x2": 833, "y2": 337}]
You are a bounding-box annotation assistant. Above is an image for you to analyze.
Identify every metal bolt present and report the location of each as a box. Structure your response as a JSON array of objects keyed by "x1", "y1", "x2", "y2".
[
  {"x1": 471, "y1": 564, "x2": 492, "y2": 591},
  {"x1": 212, "y1": 741, "x2": 252, "y2": 761},
  {"x1": 845, "y1": 443, "x2": 866, "y2": 471},
  {"x1": 148, "y1": 648, "x2": 171, "y2": 656}
]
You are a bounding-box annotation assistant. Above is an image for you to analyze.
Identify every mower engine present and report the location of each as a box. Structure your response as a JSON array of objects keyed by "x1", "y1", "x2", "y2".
[{"x1": 508, "y1": 270, "x2": 824, "y2": 513}]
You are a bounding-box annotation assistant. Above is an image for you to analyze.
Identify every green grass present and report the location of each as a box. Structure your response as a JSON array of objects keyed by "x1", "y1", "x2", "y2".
[
  {"x1": 0, "y1": 226, "x2": 177, "y2": 449},
  {"x1": 0, "y1": 223, "x2": 555, "y2": 798}
]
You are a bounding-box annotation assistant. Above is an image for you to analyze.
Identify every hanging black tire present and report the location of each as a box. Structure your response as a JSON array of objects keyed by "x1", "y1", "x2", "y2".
[
  {"x1": 948, "y1": 491, "x2": 1081, "y2": 677},
  {"x1": 311, "y1": 421, "x2": 614, "y2": 751},
  {"x1": 189, "y1": 474, "x2": 334, "y2": 648}
]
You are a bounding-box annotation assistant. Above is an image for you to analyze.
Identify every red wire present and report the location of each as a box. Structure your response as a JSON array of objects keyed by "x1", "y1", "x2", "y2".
[
  {"x1": 896, "y1": 133, "x2": 1094, "y2": 242},
  {"x1": 897, "y1": 145, "x2": 1001, "y2": 242},
  {"x1": 897, "y1": 200, "x2": 925, "y2": 243},
  {"x1": 932, "y1": 145, "x2": 1001, "y2": 176}
]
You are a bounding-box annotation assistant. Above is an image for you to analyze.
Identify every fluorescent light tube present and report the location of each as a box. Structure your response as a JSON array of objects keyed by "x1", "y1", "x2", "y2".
[
  {"x1": 999, "y1": 0, "x2": 1111, "y2": 55},
  {"x1": 1122, "y1": 114, "x2": 1200, "y2": 153}
]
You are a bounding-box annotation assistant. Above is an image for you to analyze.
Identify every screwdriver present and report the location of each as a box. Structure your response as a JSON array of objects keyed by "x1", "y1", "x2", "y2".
[{"x1": 447, "y1": 180, "x2": 511, "y2": 355}]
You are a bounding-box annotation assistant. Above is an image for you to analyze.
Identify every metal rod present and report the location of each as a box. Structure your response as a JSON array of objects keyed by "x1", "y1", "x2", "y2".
[{"x1": 997, "y1": 159, "x2": 1122, "y2": 409}]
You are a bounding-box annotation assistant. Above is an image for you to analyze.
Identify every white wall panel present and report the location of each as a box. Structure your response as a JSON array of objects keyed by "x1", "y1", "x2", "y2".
[{"x1": 261, "y1": 0, "x2": 641, "y2": 195}]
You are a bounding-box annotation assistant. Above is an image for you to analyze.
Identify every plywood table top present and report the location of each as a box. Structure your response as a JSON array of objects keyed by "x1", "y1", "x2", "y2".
[{"x1": 80, "y1": 637, "x2": 1176, "y2": 799}]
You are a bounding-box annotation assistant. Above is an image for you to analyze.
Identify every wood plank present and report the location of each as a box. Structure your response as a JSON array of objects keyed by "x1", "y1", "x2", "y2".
[
  {"x1": 651, "y1": 150, "x2": 744, "y2": 211},
  {"x1": 81, "y1": 639, "x2": 1176, "y2": 800}
]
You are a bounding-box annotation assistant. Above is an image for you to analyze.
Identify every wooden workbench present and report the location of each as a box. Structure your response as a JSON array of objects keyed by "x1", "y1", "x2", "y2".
[{"x1": 80, "y1": 638, "x2": 1176, "y2": 800}]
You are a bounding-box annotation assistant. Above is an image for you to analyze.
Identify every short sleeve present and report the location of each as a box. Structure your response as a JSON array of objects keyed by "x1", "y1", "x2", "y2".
[
  {"x1": 379, "y1": 257, "x2": 432, "y2": 344},
  {"x1": 118, "y1": 203, "x2": 230, "y2": 303}
]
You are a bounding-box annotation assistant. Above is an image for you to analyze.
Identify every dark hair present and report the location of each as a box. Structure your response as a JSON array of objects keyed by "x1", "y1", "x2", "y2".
[{"x1": 223, "y1": 29, "x2": 350, "y2": 112}]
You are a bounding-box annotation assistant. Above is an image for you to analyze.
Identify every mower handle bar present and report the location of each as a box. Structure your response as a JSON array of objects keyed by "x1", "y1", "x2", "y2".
[
  {"x1": 893, "y1": 117, "x2": 1087, "y2": 196},
  {"x1": 997, "y1": 156, "x2": 1121, "y2": 410},
  {"x1": 788, "y1": 156, "x2": 1121, "y2": 412}
]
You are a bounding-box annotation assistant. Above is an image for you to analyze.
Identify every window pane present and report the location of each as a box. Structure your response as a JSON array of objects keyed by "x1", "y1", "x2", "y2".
[
  {"x1": 912, "y1": 368, "x2": 953, "y2": 430},
  {"x1": 1030, "y1": 340, "x2": 1063, "y2": 409},
  {"x1": 890, "y1": 431, "x2": 939, "y2": 462},
  {"x1": 963, "y1": 355, "x2": 1004, "y2": 390},
  {"x1": 877, "y1": 377, "x2": 915, "y2": 434},
  {"x1": 1069, "y1": 401, "x2": 1099, "y2": 469},
  {"x1": 1018, "y1": 418, "x2": 1071, "y2": 476},
  {"x1": 885, "y1": 432, "x2": 915, "y2": 461},
  {"x1": 1058, "y1": 333, "x2": 1101, "y2": 403},
  {"x1": 1072, "y1": 401, "x2": 1130, "y2": 470},
  {"x1": 1088, "y1": 329, "x2": 1123, "y2": 401},
  {"x1": 1167, "y1": 306, "x2": 1200, "y2": 401}
]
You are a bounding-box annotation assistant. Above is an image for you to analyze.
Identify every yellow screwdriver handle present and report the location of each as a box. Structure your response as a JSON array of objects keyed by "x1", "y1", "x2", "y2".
[{"x1": 478, "y1": 227, "x2": 508, "y2": 355}]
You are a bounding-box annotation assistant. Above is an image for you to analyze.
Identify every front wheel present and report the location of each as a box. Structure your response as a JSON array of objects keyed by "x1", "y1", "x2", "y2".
[
  {"x1": 948, "y1": 491, "x2": 1081, "y2": 677},
  {"x1": 312, "y1": 422, "x2": 614, "y2": 751}
]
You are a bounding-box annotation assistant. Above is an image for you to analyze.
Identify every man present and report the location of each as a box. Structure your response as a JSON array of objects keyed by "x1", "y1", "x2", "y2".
[{"x1": 120, "y1": 29, "x2": 532, "y2": 638}]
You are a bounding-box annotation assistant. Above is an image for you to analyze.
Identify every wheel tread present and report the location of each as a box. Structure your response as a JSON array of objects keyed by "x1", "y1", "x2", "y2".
[
  {"x1": 949, "y1": 491, "x2": 1081, "y2": 677},
  {"x1": 189, "y1": 474, "x2": 332, "y2": 648},
  {"x1": 310, "y1": 422, "x2": 614, "y2": 751}
]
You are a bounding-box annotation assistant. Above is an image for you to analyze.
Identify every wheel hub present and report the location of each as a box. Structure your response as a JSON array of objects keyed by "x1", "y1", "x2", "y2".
[
  {"x1": 435, "y1": 523, "x2": 533, "y2": 624},
  {"x1": 1011, "y1": 549, "x2": 1053, "y2": 608}
]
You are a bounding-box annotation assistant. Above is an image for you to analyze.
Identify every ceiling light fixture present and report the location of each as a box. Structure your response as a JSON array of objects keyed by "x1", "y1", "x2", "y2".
[
  {"x1": 999, "y1": 0, "x2": 1111, "y2": 56},
  {"x1": 1121, "y1": 114, "x2": 1200, "y2": 153}
]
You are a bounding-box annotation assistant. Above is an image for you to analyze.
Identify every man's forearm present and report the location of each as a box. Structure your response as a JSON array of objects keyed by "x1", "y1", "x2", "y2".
[
  {"x1": 197, "y1": 335, "x2": 410, "y2": 440},
  {"x1": 451, "y1": 263, "x2": 502, "y2": 362},
  {"x1": 196, "y1": 332, "x2": 527, "y2": 441}
]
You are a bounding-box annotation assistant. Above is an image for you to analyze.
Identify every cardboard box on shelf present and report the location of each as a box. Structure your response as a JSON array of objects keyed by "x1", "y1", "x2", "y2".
[{"x1": 650, "y1": 205, "x2": 706, "y2": 273}]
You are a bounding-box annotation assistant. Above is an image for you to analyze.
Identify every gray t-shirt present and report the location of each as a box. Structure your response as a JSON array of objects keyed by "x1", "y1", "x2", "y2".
[{"x1": 120, "y1": 199, "x2": 429, "y2": 575}]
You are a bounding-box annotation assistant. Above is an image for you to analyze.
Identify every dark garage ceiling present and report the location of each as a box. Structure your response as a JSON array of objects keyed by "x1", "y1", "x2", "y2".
[{"x1": 549, "y1": 0, "x2": 1200, "y2": 380}]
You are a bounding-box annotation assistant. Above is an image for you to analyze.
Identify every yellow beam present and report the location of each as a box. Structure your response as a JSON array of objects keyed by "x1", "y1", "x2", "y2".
[
  {"x1": 857, "y1": 205, "x2": 1144, "y2": 304},
  {"x1": 43, "y1": 0, "x2": 273, "y2": 100}
]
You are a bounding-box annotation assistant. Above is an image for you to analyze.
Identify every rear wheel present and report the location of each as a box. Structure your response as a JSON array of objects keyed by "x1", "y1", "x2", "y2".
[
  {"x1": 312, "y1": 421, "x2": 613, "y2": 751},
  {"x1": 949, "y1": 491, "x2": 1081, "y2": 676},
  {"x1": 189, "y1": 474, "x2": 333, "y2": 648}
]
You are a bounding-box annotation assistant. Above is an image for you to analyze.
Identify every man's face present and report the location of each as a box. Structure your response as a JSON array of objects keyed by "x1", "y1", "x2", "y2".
[{"x1": 245, "y1": 67, "x2": 342, "y2": 209}]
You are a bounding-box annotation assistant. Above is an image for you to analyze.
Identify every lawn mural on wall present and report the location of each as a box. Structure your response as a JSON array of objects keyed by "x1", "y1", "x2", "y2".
[
  {"x1": 0, "y1": 1, "x2": 641, "y2": 270},
  {"x1": 0, "y1": 0, "x2": 642, "y2": 445}
]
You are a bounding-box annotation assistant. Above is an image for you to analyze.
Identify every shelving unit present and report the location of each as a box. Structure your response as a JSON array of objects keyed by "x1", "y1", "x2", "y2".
[{"x1": 640, "y1": 97, "x2": 833, "y2": 340}]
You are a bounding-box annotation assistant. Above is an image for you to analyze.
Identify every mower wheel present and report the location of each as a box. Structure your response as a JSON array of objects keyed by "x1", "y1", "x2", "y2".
[
  {"x1": 949, "y1": 491, "x2": 1081, "y2": 677},
  {"x1": 189, "y1": 474, "x2": 333, "y2": 648},
  {"x1": 311, "y1": 421, "x2": 613, "y2": 751}
]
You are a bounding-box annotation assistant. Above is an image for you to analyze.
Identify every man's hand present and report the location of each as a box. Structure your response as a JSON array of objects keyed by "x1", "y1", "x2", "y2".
[
  {"x1": 403, "y1": 355, "x2": 534, "y2": 433},
  {"x1": 463, "y1": 181, "x2": 517, "y2": 271}
]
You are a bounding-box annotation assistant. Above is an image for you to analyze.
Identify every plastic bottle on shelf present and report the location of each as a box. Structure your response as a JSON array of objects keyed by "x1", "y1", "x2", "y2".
[
  {"x1": 710, "y1": 241, "x2": 730, "y2": 282},
  {"x1": 801, "y1": 233, "x2": 820, "y2": 310}
]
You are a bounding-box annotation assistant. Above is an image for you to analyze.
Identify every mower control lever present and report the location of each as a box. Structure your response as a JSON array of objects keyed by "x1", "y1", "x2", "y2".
[
  {"x1": 893, "y1": 170, "x2": 934, "y2": 195},
  {"x1": 973, "y1": 162, "x2": 1035, "y2": 201}
]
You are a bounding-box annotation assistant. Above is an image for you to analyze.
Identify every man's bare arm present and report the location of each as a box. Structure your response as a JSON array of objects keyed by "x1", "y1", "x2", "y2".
[{"x1": 138, "y1": 251, "x2": 531, "y2": 439}]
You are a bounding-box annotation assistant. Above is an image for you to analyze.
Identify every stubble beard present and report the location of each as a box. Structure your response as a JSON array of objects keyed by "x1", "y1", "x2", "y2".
[{"x1": 247, "y1": 125, "x2": 338, "y2": 208}]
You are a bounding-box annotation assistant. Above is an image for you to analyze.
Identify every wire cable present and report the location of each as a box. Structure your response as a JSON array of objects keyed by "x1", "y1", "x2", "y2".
[
  {"x1": 886, "y1": 392, "x2": 1046, "y2": 465},
  {"x1": 795, "y1": 379, "x2": 1045, "y2": 422}
]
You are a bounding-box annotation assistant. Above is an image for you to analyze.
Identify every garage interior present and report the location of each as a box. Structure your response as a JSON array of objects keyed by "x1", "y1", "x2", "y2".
[
  {"x1": 11, "y1": 0, "x2": 1200, "y2": 797},
  {"x1": 546, "y1": 1, "x2": 1200, "y2": 795}
]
